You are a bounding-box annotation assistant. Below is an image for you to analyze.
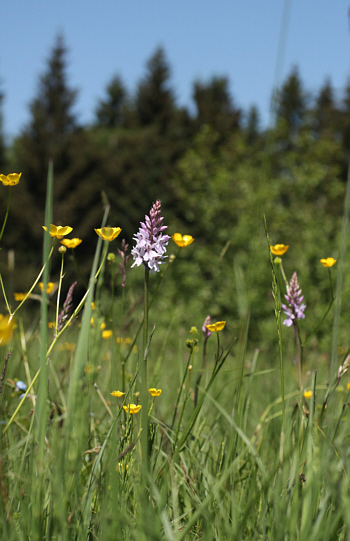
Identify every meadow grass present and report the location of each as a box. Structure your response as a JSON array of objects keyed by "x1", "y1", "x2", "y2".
[{"x1": 1, "y1": 169, "x2": 350, "y2": 540}]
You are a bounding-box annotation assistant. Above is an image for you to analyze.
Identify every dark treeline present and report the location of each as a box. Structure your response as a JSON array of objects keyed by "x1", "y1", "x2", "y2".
[{"x1": 1, "y1": 35, "x2": 350, "y2": 348}]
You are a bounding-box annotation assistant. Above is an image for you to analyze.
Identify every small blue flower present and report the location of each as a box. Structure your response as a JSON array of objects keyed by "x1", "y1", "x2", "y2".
[{"x1": 15, "y1": 380, "x2": 27, "y2": 392}]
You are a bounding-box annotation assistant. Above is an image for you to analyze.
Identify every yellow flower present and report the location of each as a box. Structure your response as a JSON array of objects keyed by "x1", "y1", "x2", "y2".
[
  {"x1": 149, "y1": 388, "x2": 162, "y2": 397},
  {"x1": 0, "y1": 173, "x2": 21, "y2": 186},
  {"x1": 320, "y1": 258, "x2": 337, "y2": 268},
  {"x1": 347, "y1": 383, "x2": 350, "y2": 391},
  {"x1": 14, "y1": 292, "x2": 28, "y2": 301},
  {"x1": 39, "y1": 282, "x2": 55, "y2": 294},
  {"x1": 172, "y1": 233, "x2": 195, "y2": 248},
  {"x1": 111, "y1": 390, "x2": 125, "y2": 398},
  {"x1": 48, "y1": 322, "x2": 56, "y2": 329},
  {"x1": 123, "y1": 404, "x2": 142, "y2": 414},
  {"x1": 270, "y1": 244, "x2": 289, "y2": 256},
  {"x1": 60, "y1": 238, "x2": 82, "y2": 249},
  {"x1": 91, "y1": 302, "x2": 95, "y2": 310},
  {"x1": 100, "y1": 322, "x2": 106, "y2": 330},
  {"x1": 62, "y1": 342, "x2": 76, "y2": 352},
  {"x1": 0, "y1": 315, "x2": 14, "y2": 345},
  {"x1": 303, "y1": 390, "x2": 313, "y2": 399},
  {"x1": 42, "y1": 225, "x2": 73, "y2": 239},
  {"x1": 102, "y1": 330, "x2": 113, "y2": 339},
  {"x1": 206, "y1": 321, "x2": 226, "y2": 332},
  {"x1": 94, "y1": 227, "x2": 122, "y2": 241}
]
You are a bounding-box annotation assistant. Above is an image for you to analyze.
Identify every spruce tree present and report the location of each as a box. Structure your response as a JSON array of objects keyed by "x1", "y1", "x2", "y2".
[
  {"x1": 314, "y1": 79, "x2": 338, "y2": 137},
  {"x1": 95, "y1": 75, "x2": 128, "y2": 127},
  {"x1": 0, "y1": 81, "x2": 6, "y2": 170},
  {"x1": 192, "y1": 76, "x2": 241, "y2": 138},
  {"x1": 245, "y1": 105, "x2": 260, "y2": 144},
  {"x1": 275, "y1": 67, "x2": 307, "y2": 137},
  {"x1": 135, "y1": 48, "x2": 176, "y2": 132},
  {"x1": 14, "y1": 33, "x2": 78, "y2": 206}
]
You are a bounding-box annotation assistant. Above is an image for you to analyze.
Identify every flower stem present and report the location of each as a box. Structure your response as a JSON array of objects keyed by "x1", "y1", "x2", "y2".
[
  {"x1": 293, "y1": 321, "x2": 302, "y2": 389},
  {"x1": 328, "y1": 267, "x2": 334, "y2": 301},
  {"x1": 55, "y1": 252, "x2": 65, "y2": 337},
  {"x1": 0, "y1": 187, "x2": 11, "y2": 244},
  {"x1": 141, "y1": 265, "x2": 150, "y2": 471}
]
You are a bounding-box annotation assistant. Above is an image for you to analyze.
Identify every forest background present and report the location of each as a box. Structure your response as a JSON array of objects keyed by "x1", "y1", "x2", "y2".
[{"x1": 1, "y1": 34, "x2": 350, "y2": 367}]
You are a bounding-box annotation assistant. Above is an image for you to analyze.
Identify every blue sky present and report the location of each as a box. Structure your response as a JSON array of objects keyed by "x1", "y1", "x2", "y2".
[{"x1": 1, "y1": 1, "x2": 350, "y2": 139}]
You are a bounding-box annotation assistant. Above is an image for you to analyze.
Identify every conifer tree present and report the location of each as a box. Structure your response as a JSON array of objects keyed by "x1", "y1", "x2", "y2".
[
  {"x1": 314, "y1": 79, "x2": 338, "y2": 137},
  {"x1": 14, "y1": 33, "x2": 78, "y2": 206},
  {"x1": 245, "y1": 105, "x2": 260, "y2": 144},
  {"x1": 0, "y1": 82, "x2": 6, "y2": 170},
  {"x1": 275, "y1": 67, "x2": 307, "y2": 136},
  {"x1": 95, "y1": 75, "x2": 128, "y2": 127},
  {"x1": 135, "y1": 48, "x2": 176, "y2": 132},
  {"x1": 341, "y1": 79, "x2": 350, "y2": 157},
  {"x1": 192, "y1": 76, "x2": 241, "y2": 137}
]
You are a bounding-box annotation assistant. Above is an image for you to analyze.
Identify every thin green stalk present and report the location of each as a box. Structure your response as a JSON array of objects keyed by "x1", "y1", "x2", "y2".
[
  {"x1": 0, "y1": 274, "x2": 11, "y2": 314},
  {"x1": 0, "y1": 187, "x2": 11, "y2": 244},
  {"x1": 264, "y1": 216, "x2": 285, "y2": 454},
  {"x1": 37, "y1": 161, "x2": 53, "y2": 461},
  {"x1": 141, "y1": 266, "x2": 150, "y2": 469},
  {"x1": 328, "y1": 267, "x2": 334, "y2": 301},
  {"x1": 54, "y1": 251, "x2": 65, "y2": 337},
  {"x1": 293, "y1": 321, "x2": 302, "y2": 389},
  {"x1": 31, "y1": 160, "x2": 53, "y2": 539}
]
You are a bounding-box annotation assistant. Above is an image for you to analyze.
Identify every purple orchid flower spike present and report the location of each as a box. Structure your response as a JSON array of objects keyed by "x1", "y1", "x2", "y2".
[
  {"x1": 131, "y1": 200, "x2": 170, "y2": 273},
  {"x1": 282, "y1": 271, "x2": 306, "y2": 327}
]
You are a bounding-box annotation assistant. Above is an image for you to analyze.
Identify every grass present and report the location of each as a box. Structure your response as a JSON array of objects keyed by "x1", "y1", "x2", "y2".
[{"x1": 1, "y1": 169, "x2": 350, "y2": 540}]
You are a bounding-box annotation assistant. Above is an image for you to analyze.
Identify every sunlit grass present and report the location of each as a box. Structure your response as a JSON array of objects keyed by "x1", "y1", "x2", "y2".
[{"x1": 1, "y1": 169, "x2": 350, "y2": 540}]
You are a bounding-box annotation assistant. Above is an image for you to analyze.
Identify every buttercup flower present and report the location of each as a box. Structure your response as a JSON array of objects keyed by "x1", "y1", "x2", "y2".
[
  {"x1": 149, "y1": 388, "x2": 162, "y2": 397},
  {"x1": 206, "y1": 321, "x2": 226, "y2": 332},
  {"x1": 320, "y1": 258, "x2": 337, "y2": 268},
  {"x1": 14, "y1": 292, "x2": 28, "y2": 301},
  {"x1": 111, "y1": 390, "x2": 125, "y2": 398},
  {"x1": 0, "y1": 315, "x2": 14, "y2": 345},
  {"x1": 102, "y1": 330, "x2": 113, "y2": 339},
  {"x1": 123, "y1": 404, "x2": 142, "y2": 414},
  {"x1": 282, "y1": 272, "x2": 306, "y2": 327},
  {"x1": 271, "y1": 244, "x2": 289, "y2": 256},
  {"x1": 39, "y1": 282, "x2": 55, "y2": 294},
  {"x1": 131, "y1": 200, "x2": 170, "y2": 273},
  {"x1": 303, "y1": 390, "x2": 312, "y2": 399},
  {"x1": 94, "y1": 227, "x2": 122, "y2": 241},
  {"x1": 172, "y1": 233, "x2": 194, "y2": 248},
  {"x1": 43, "y1": 225, "x2": 73, "y2": 239},
  {"x1": 0, "y1": 173, "x2": 21, "y2": 186},
  {"x1": 60, "y1": 238, "x2": 82, "y2": 249}
]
